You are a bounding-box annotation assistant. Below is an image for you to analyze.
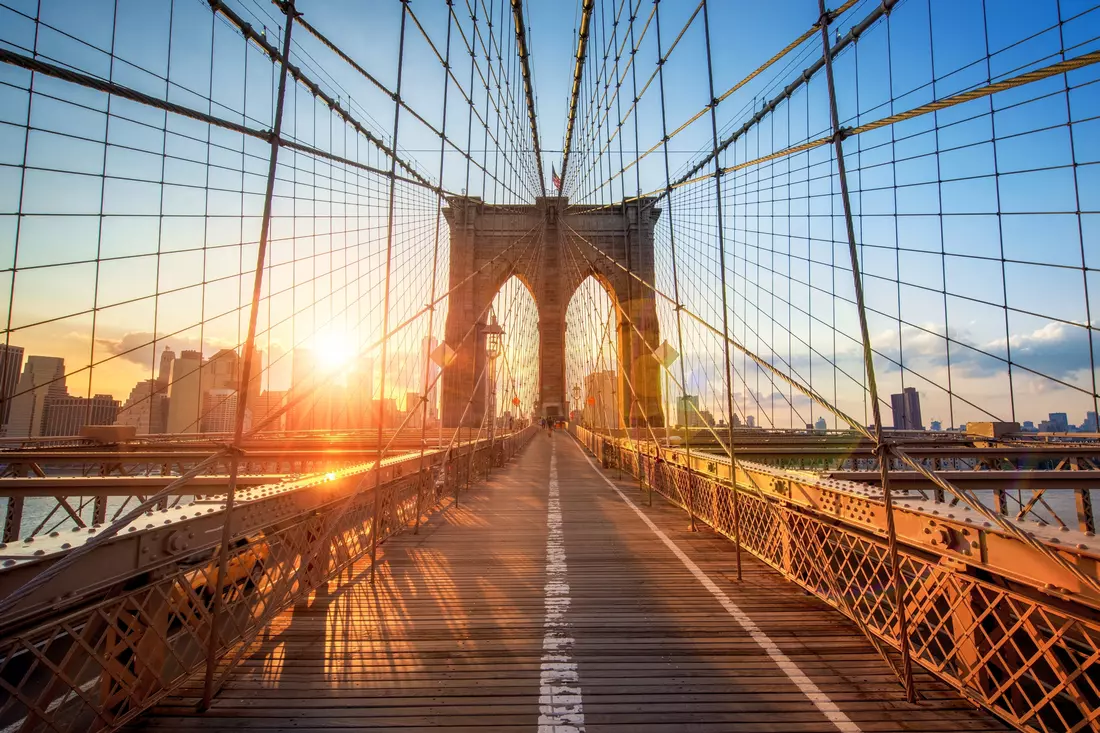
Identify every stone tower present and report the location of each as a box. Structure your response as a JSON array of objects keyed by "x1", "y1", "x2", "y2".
[{"x1": 441, "y1": 196, "x2": 663, "y2": 428}]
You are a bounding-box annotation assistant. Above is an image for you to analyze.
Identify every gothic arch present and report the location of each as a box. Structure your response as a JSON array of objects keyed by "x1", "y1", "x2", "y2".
[{"x1": 441, "y1": 196, "x2": 664, "y2": 427}]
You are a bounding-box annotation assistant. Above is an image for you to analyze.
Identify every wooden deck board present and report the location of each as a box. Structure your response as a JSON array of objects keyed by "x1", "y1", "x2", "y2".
[{"x1": 135, "y1": 435, "x2": 1006, "y2": 731}]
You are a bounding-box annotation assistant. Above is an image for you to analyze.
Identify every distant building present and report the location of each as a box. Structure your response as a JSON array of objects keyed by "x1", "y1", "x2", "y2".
[
  {"x1": 930, "y1": 419, "x2": 942, "y2": 432},
  {"x1": 252, "y1": 390, "x2": 287, "y2": 432},
  {"x1": 731, "y1": 414, "x2": 741, "y2": 428},
  {"x1": 157, "y1": 346, "x2": 175, "y2": 390},
  {"x1": 1022, "y1": 420, "x2": 1037, "y2": 432},
  {"x1": 201, "y1": 388, "x2": 249, "y2": 434},
  {"x1": 746, "y1": 415, "x2": 755, "y2": 428},
  {"x1": 405, "y1": 391, "x2": 423, "y2": 428},
  {"x1": 370, "y1": 398, "x2": 399, "y2": 428},
  {"x1": 1082, "y1": 412, "x2": 1098, "y2": 432},
  {"x1": 890, "y1": 387, "x2": 923, "y2": 430},
  {"x1": 346, "y1": 355, "x2": 374, "y2": 430},
  {"x1": 814, "y1": 416, "x2": 827, "y2": 431},
  {"x1": 7, "y1": 356, "x2": 67, "y2": 437},
  {"x1": 166, "y1": 350, "x2": 203, "y2": 434},
  {"x1": 42, "y1": 394, "x2": 119, "y2": 436},
  {"x1": 0, "y1": 343, "x2": 24, "y2": 433},
  {"x1": 421, "y1": 336, "x2": 441, "y2": 422},
  {"x1": 116, "y1": 379, "x2": 169, "y2": 434},
  {"x1": 1048, "y1": 412, "x2": 1070, "y2": 432},
  {"x1": 288, "y1": 348, "x2": 338, "y2": 431},
  {"x1": 677, "y1": 395, "x2": 702, "y2": 428},
  {"x1": 165, "y1": 348, "x2": 260, "y2": 434}
]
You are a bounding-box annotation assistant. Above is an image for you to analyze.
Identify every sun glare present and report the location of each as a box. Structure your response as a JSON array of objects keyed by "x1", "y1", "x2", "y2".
[{"x1": 315, "y1": 333, "x2": 354, "y2": 373}]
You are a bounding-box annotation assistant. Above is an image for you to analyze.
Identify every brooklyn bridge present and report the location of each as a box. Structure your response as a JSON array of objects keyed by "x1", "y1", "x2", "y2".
[{"x1": 0, "y1": 0, "x2": 1098, "y2": 730}]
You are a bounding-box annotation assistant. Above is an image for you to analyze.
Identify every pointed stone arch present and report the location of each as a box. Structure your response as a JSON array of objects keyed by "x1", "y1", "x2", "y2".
[{"x1": 441, "y1": 196, "x2": 663, "y2": 427}]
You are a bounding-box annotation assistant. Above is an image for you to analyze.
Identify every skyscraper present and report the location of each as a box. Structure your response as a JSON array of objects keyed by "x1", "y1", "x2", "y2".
[
  {"x1": 890, "y1": 387, "x2": 923, "y2": 431},
  {"x1": 1048, "y1": 412, "x2": 1070, "y2": 432},
  {"x1": 346, "y1": 355, "x2": 374, "y2": 430},
  {"x1": 116, "y1": 379, "x2": 169, "y2": 434},
  {"x1": 288, "y1": 348, "x2": 317, "y2": 431},
  {"x1": 7, "y1": 356, "x2": 66, "y2": 437},
  {"x1": 252, "y1": 390, "x2": 287, "y2": 432},
  {"x1": 201, "y1": 389, "x2": 249, "y2": 433},
  {"x1": 421, "y1": 336, "x2": 440, "y2": 421},
  {"x1": 1082, "y1": 412, "x2": 1098, "y2": 432},
  {"x1": 0, "y1": 343, "x2": 24, "y2": 433},
  {"x1": 157, "y1": 346, "x2": 175, "y2": 389},
  {"x1": 166, "y1": 350, "x2": 203, "y2": 433},
  {"x1": 677, "y1": 394, "x2": 702, "y2": 428}
]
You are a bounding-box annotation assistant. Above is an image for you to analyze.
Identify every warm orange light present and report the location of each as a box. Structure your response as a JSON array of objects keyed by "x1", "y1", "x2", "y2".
[{"x1": 315, "y1": 333, "x2": 354, "y2": 373}]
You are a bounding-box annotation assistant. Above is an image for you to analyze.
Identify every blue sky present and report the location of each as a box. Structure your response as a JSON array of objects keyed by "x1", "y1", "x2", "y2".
[{"x1": 0, "y1": 0, "x2": 1098, "y2": 430}]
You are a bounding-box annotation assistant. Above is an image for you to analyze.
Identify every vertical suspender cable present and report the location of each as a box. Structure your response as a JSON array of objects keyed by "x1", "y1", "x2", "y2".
[
  {"x1": 814, "y1": 0, "x2": 915, "y2": 702},
  {"x1": 415, "y1": 1, "x2": 456, "y2": 534},
  {"x1": 700, "y1": 0, "x2": 742, "y2": 581},
  {"x1": 371, "y1": 0, "x2": 410, "y2": 583},
  {"x1": 653, "y1": 0, "x2": 696, "y2": 531},
  {"x1": 201, "y1": 0, "x2": 297, "y2": 710}
]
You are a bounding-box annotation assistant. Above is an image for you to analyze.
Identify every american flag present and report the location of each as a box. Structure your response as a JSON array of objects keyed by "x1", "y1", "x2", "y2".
[{"x1": 551, "y1": 164, "x2": 561, "y2": 192}]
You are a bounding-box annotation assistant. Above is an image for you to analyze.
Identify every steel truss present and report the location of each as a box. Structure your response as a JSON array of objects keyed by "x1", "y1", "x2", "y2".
[
  {"x1": 577, "y1": 427, "x2": 1100, "y2": 733},
  {"x1": 0, "y1": 428, "x2": 534, "y2": 732}
]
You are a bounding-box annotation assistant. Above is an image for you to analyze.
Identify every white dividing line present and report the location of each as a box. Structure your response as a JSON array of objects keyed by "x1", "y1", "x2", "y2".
[
  {"x1": 572, "y1": 440, "x2": 861, "y2": 733},
  {"x1": 538, "y1": 440, "x2": 586, "y2": 733}
]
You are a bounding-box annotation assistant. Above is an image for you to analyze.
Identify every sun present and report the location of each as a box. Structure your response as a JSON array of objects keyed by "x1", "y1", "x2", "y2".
[{"x1": 315, "y1": 332, "x2": 354, "y2": 373}]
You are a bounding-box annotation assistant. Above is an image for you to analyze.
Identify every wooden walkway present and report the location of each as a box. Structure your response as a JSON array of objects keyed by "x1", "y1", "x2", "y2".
[{"x1": 138, "y1": 435, "x2": 1007, "y2": 732}]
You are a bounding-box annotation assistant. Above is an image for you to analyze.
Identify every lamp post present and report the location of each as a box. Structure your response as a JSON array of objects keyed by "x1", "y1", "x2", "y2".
[
  {"x1": 483, "y1": 316, "x2": 504, "y2": 442},
  {"x1": 571, "y1": 384, "x2": 581, "y2": 423}
]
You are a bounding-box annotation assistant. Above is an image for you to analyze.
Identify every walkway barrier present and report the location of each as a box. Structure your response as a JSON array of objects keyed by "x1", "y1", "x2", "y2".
[
  {"x1": 0, "y1": 427, "x2": 535, "y2": 732},
  {"x1": 573, "y1": 425, "x2": 1100, "y2": 733}
]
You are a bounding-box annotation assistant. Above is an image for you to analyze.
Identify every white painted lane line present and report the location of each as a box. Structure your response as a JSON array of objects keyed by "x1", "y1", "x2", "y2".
[
  {"x1": 572, "y1": 439, "x2": 862, "y2": 733},
  {"x1": 538, "y1": 440, "x2": 586, "y2": 732}
]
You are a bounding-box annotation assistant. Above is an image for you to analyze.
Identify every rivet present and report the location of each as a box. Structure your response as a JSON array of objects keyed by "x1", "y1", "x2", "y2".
[
  {"x1": 33, "y1": 549, "x2": 44, "y2": 556},
  {"x1": 61, "y1": 543, "x2": 71, "y2": 549}
]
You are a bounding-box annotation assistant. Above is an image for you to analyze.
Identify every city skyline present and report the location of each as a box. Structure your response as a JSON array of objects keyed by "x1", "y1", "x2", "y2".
[{"x1": 0, "y1": 0, "x2": 1095, "y2": 434}]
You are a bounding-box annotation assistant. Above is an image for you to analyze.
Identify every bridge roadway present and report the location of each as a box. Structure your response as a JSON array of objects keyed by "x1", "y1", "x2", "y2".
[{"x1": 136, "y1": 435, "x2": 1006, "y2": 732}]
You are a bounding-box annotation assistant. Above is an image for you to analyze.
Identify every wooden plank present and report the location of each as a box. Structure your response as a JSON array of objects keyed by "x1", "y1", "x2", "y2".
[{"x1": 136, "y1": 435, "x2": 1007, "y2": 732}]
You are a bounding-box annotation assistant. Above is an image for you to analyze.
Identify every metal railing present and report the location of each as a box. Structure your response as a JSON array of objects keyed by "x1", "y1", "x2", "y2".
[
  {"x1": 574, "y1": 425, "x2": 1100, "y2": 733},
  {"x1": 0, "y1": 427, "x2": 534, "y2": 732}
]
